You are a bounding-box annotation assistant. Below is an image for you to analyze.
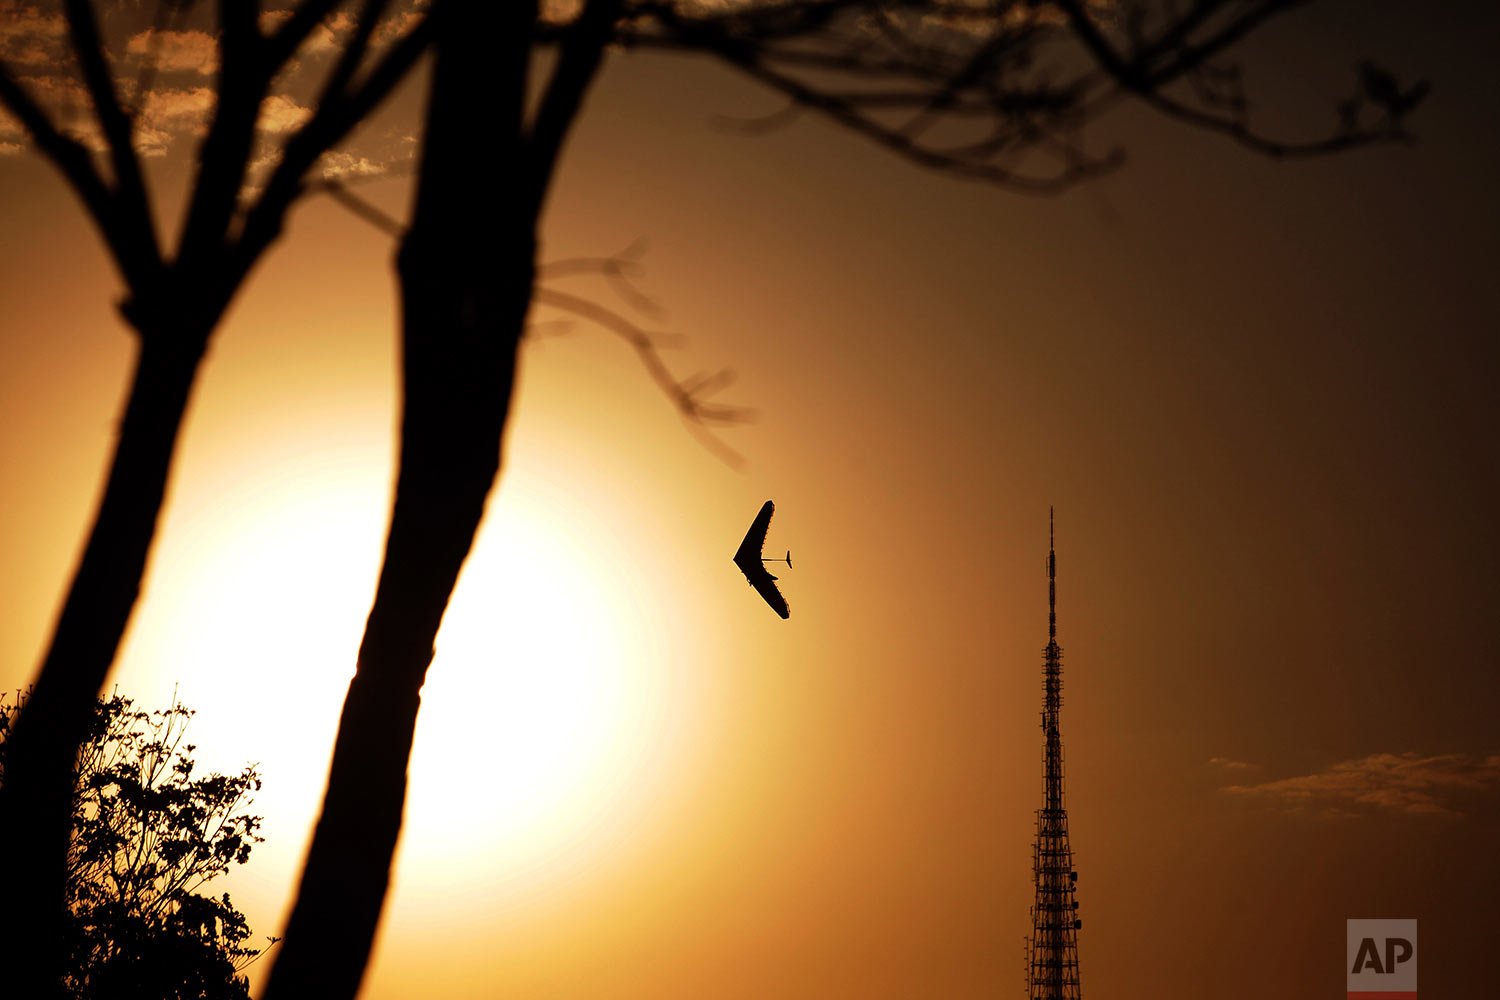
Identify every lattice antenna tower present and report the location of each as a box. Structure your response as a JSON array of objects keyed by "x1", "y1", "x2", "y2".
[{"x1": 1025, "y1": 507, "x2": 1082, "y2": 999}]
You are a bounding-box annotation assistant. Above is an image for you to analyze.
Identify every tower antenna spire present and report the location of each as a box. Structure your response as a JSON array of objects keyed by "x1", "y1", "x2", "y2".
[
  {"x1": 1026, "y1": 508, "x2": 1082, "y2": 999},
  {"x1": 1048, "y1": 506, "x2": 1056, "y2": 642}
]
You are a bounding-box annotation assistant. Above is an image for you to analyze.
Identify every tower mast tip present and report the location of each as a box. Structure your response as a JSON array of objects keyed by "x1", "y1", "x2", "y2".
[{"x1": 1028, "y1": 507, "x2": 1081, "y2": 998}]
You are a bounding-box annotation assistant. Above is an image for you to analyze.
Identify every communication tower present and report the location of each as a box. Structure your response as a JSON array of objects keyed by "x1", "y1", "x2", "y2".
[{"x1": 1025, "y1": 508, "x2": 1082, "y2": 999}]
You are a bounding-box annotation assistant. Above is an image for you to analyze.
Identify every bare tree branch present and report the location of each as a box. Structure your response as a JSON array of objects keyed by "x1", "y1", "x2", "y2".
[
  {"x1": 1050, "y1": 0, "x2": 1418, "y2": 155},
  {"x1": 310, "y1": 178, "x2": 406, "y2": 237},
  {"x1": 537, "y1": 240, "x2": 663, "y2": 318},
  {"x1": 314, "y1": 0, "x2": 396, "y2": 116},
  {"x1": 0, "y1": 68, "x2": 117, "y2": 249},
  {"x1": 130, "y1": 0, "x2": 192, "y2": 127},
  {"x1": 710, "y1": 100, "x2": 806, "y2": 135},
  {"x1": 623, "y1": 4, "x2": 1119, "y2": 191},
  {"x1": 611, "y1": 1, "x2": 1423, "y2": 193},
  {"x1": 534, "y1": 285, "x2": 753, "y2": 465},
  {"x1": 262, "y1": 0, "x2": 350, "y2": 69},
  {"x1": 173, "y1": 1, "x2": 274, "y2": 280},
  {"x1": 526, "y1": 0, "x2": 625, "y2": 217},
  {"x1": 715, "y1": 48, "x2": 1117, "y2": 191},
  {"x1": 234, "y1": 10, "x2": 435, "y2": 286},
  {"x1": 62, "y1": 0, "x2": 163, "y2": 279}
]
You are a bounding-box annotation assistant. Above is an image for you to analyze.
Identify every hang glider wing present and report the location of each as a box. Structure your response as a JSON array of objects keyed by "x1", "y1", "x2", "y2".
[
  {"x1": 748, "y1": 570, "x2": 790, "y2": 619},
  {"x1": 733, "y1": 500, "x2": 790, "y2": 619},
  {"x1": 734, "y1": 500, "x2": 775, "y2": 571}
]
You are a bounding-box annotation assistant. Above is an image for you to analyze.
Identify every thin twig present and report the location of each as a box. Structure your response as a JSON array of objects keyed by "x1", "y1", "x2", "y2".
[
  {"x1": 537, "y1": 240, "x2": 664, "y2": 318},
  {"x1": 310, "y1": 178, "x2": 406, "y2": 237},
  {"x1": 533, "y1": 285, "x2": 753, "y2": 466}
]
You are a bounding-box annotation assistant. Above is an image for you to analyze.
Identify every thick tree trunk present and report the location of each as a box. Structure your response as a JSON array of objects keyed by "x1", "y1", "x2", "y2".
[
  {"x1": 264, "y1": 257, "x2": 534, "y2": 997},
  {"x1": 262, "y1": 235, "x2": 535, "y2": 1000},
  {"x1": 262, "y1": 1, "x2": 635, "y2": 990},
  {"x1": 0, "y1": 328, "x2": 207, "y2": 998},
  {"x1": 262, "y1": 6, "x2": 541, "y2": 996}
]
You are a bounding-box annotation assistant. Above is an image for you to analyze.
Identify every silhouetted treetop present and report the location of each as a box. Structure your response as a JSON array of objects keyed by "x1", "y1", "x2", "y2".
[{"x1": 1, "y1": 691, "x2": 273, "y2": 1000}]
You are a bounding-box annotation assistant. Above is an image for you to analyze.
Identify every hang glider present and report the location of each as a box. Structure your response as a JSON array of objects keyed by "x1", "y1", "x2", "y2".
[{"x1": 733, "y1": 500, "x2": 791, "y2": 619}]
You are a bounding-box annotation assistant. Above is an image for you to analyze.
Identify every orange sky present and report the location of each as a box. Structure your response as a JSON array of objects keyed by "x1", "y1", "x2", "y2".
[{"x1": 2, "y1": 3, "x2": 1498, "y2": 998}]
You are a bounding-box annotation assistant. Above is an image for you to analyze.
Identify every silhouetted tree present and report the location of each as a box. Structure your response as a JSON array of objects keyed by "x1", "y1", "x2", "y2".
[
  {"x1": 0, "y1": 4, "x2": 432, "y2": 991},
  {"x1": 0, "y1": 691, "x2": 272, "y2": 1000},
  {"x1": 262, "y1": 2, "x2": 1424, "y2": 998}
]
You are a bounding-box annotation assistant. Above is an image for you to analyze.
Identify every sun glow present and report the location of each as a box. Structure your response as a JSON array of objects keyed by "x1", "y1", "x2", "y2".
[
  {"x1": 398, "y1": 484, "x2": 677, "y2": 905},
  {"x1": 112, "y1": 411, "x2": 684, "y2": 925}
]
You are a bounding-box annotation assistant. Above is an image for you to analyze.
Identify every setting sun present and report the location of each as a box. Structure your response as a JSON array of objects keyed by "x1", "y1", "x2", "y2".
[
  {"x1": 403, "y1": 478, "x2": 677, "y2": 897},
  {"x1": 112, "y1": 411, "x2": 687, "y2": 907}
]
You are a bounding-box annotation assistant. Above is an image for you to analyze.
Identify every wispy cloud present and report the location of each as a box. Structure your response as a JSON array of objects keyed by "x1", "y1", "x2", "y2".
[
  {"x1": 1221, "y1": 752, "x2": 1500, "y2": 817},
  {"x1": 259, "y1": 93, "x2": 312, "y2": 134},
  {"x1": 125, "y1": 29, "x2": 220, "y2": 75},
  {"x1": 1208, "y1": 756, "x2": 1256, "y2": 770},
  {"x1": 299, "y1": 11, "x2": 356, "y2": 56},
  {"x1": 373, "y1": 9, "x2": 425, "y2": 46},
  {"x1": 0, "y1": 1, "x2": 67, "y2": 68},
  {"x1": 0, "y1": 1, "x2": 419, "y2": 165},
  {"x1": 10, "y1": 74, "x2": 107, "y2": 151},
  {"x1": 318, "y1": 150, "x2": 389, "y2": 181},
  {"x1": 134, "y1": 86, "x2": 215, "y2": 156},
  {"x1": 258, "y1": 8, "x2": 296, "y2": 33}
]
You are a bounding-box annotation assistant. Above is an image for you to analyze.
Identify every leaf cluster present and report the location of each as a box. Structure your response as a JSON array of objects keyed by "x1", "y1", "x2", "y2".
[{"x1": 1, "y1": 692, "x2": 272, "y2": 1000}]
